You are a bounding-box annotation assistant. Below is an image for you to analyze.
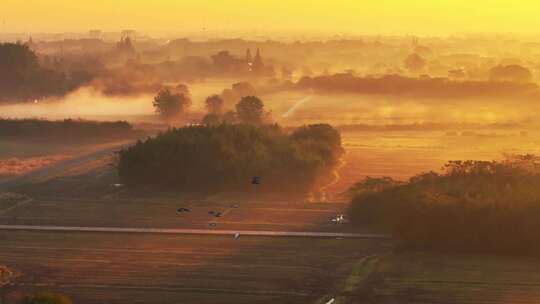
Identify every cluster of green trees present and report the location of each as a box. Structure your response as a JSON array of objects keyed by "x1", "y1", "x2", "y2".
[
  {"x1": 0, "y1": 118, "x2": 138, "y2": 139},
  {"x1": 152, "y1": 86, "x2": 192, "y2": 121},
  {"x1": 117, "y1": 123, "x2": 343, "y2": 195},
  {"x1": 202, "y1": 95, "x2": 271, "y2": 126},
  {"x1": 348, "y1": 155, "x2": 540, "y2": 256},
  {"x1": 0, "y1": 43, "x2": 84, "y2": 102},
  {"x1": 152, "y1": 83, "x2": 269, "y2": 127}
]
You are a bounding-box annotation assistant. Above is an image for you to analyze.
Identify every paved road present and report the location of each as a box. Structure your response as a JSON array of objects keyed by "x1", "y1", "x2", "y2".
[
  {"x1": 0, "y1": 142, "x2": 131, "y2": 191},
  {"x1": 0, "y1": 224, "x2": 391, "y2": 239}
]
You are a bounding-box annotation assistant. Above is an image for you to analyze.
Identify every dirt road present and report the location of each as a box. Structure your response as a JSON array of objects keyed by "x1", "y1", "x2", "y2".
[{"x1": 0, "y1": 143, "x2": 130, "y2": 191}]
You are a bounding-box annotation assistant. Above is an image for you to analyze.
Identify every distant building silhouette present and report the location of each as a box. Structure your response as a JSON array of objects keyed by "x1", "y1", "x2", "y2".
[
  {"x1": 116, "y1": 36, "x2": 136, "y2": 55},
  {"x1": 253, "y1": 48, "x2": 264, "y2": 73},
  {"x1": 246, "y1": 48, "x2": 253, "y2": 71},
  {"x1": 121, "y1": 29, "x2": 137, "y2": 40},
  {"x1": 246, "y1": 48, "x2": 253, "y2": 64},
  {"x1": 25, "y1": 36, "x2": 36, "y2": 50}
]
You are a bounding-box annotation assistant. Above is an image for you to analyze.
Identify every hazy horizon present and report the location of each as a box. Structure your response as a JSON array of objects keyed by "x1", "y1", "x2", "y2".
[{"x1": 3, "y1": 0, "x2": 540, "y2": 37}]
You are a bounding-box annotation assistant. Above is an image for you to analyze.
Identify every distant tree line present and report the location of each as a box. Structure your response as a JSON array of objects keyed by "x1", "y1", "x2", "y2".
[
  {"x1": 0, "y1": 43, "x2": 87, "y2": 102},
  {"x1": 152, "y1": 82, "x2": 271, "y2": 127},
  {"x1": 201, "y1": 95, "x2": 271, "y2": 126},
  {"x1": 297, "y1": 73, "x2": 539, "y2": 99},
  {"x1": 0, "y1": 118, "x2": 139, "y2": 139},
  {"x1": 117, "y1": 123, "x2": 343, "y2": 196},
  {"x1": 348, "y1": 155, "x2": 540, "y2": 256}
]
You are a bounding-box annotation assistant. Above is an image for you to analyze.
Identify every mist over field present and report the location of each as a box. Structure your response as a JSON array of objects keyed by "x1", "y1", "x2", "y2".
[{"x1": 3, "y1": 86, "x2": 538, "y2": 128}]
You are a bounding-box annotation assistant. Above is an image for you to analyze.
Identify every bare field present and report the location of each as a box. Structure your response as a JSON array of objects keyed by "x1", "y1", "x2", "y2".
[
  {"x1": 365, "y1": 253, "x2": 540, "y2": 304},
  {"x1": 326, "y1": 130, "x2": 540, "y2": 195},
  {"x1": 0, "y1": 231, "x2": 389, "y2": 304},
  {"x1": 0, "y1": 198, "x2": 349, "y2": 232},
  {"x1": 4, "y1": 127, "x2": 540, "y2": 303}
]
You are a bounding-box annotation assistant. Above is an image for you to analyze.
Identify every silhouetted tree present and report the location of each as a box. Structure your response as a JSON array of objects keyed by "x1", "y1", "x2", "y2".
[
  {"x1": 490, "y1": 64, "x2": 532, "y2": 83},
  {"x1": 0, "y1": 42, "x2": 38, "y2": 72},
  {"x1": 205, "y1": 95, "x2": 224, "y2": 115},
  {"x1": 404, "y1": 53, "x2": 426, "y2": 74},
  {"x1": 296, "y1": 73, "x2": 538, "y2": 99},
  {"x1": 202, "y1": 113, "x2": 221, "y2": 126},
  {"x1": 347, "y1": 176, "x2": 401, "y2": 198},
  {"x1": 348, "y1": 156, "x2": 540, "y2": 256},
  {"x1": 232, "y1": 82, "x2": 256, "y2": 98},
  {"x1": 0, "y1": 118, "x2": 136, "y2": 139},
  {"x1": 175, "y1": 83, "x2": 191, "y2": 98},
  {"x1": 117, "y1": 123, "x2": 343, "y2": 196},
  {"x1": 153, "y1": 88, "x2": 191, "y2": 121},
  {"x1": 0, "y1": 43, "x2": 79, "y2": 102},
  {"x1": 211, "y1": 50, "x2": 244, "y2": 73},
  {"x1": 236, "y1": 96, "x2": 265, "y2": 125},
  {"x1": 222, "y1": 110, "x2": 237, "y2": 124}
]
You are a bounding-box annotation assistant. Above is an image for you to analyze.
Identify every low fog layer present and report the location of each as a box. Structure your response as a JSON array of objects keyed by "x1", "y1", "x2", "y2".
[
  {"x1": 0, "y1": 88, "x2": 152, "y2": 120},
  {"x1": 0, "y1": 79, "x2": 236, "y2": 122},
  {"x1": 2, "y1": 86, "x2": 539, "y2": 130}
]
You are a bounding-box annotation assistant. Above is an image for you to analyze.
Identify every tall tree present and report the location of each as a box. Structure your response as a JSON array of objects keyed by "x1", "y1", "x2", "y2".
[
  {"x1": 205, "y1": 94, "x2": 224, "y2": 115},
  {"x1": 236, "y1": 96, "x2": 265, "y2": 125},
  {"x1": 153, "y1": 88, "x2": 191, "y2": 121}
]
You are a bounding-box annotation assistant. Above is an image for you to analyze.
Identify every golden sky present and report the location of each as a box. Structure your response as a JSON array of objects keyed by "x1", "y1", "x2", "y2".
[{"x1": 2, "y1": 0, "x2": 538, "y2": 35}]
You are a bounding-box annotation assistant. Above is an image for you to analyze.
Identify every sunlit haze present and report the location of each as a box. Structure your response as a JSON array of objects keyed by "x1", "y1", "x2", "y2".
[
  {"x1": 3, "y1": 0, "x2": 540, "y2": 36},
  {"x1": 3, "y1": 2, "x2": 540, "y2": 303}
]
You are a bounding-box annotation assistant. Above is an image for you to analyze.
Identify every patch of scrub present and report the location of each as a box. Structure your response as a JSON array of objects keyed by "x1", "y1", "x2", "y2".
[
  {"x1": 316, "y1": 255, "x2": 380, "y2": 304},
  {"x1": 0, "y1": 265, "x2": 20, "y2": 286}
]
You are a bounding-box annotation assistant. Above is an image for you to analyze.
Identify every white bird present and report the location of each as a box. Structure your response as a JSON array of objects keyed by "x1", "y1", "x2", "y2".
[{"x1": 331, "y1": 214, "x2": 346, "y2": 224}]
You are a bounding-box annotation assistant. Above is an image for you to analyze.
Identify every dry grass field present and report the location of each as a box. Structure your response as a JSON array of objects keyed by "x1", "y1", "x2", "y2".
[
  {"x1": 0, "y1": 231, "x2": 389, "y2": 304},
  {"x1": 360, "y1": 253, "x2": 540, "y2": 304},
  {"x1": 3, "y1": 128, "x2": 540, "y2": 303},
  {"x1": 325, "y1": 129, "x2": 540, "y2": 196},
  {"x1": 0, "y1": 138, "x2": 131, "y2": 182},
  {"x1": 0, "y1": 198, "x2": 350, "y2": 232}
]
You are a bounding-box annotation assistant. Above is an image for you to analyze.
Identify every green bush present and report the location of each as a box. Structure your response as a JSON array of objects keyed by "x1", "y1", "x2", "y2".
[
  {"x1": 348, "y1": 155, "x2": 540, "y2": 256},
  {"x1": 117, "y1": 123, "x2": 343, "y2": 195}
]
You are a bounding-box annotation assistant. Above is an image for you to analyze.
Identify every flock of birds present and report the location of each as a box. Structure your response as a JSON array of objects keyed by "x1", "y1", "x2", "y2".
[{"x1": 176, "y1": 204, "x2": 242, "y2": 238}]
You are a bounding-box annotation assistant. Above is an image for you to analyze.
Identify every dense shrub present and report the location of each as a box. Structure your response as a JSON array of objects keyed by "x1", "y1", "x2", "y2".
[
  {"x1": 348, "y1": 155, "x2": 540, "y2": 256},
  {"x1": 117, "y1": 123, "x2": 343, "y2": 195}
]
